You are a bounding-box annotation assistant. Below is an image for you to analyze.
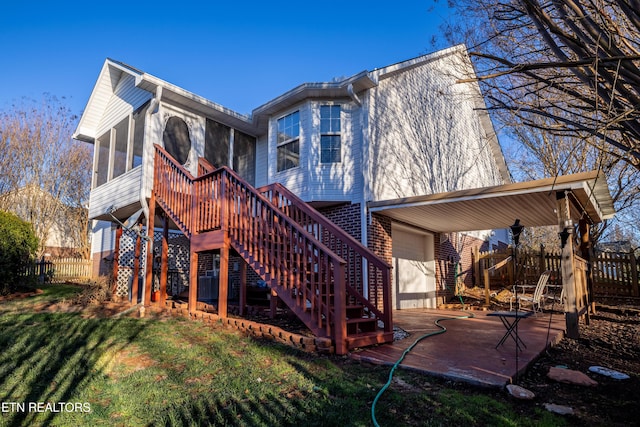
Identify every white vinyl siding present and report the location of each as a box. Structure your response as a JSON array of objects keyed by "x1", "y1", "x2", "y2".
[
  {"x1": 91, "y1": 220, "x2": 116, "y2": 255},
  {"x1": 367, "y1": 50, "x2": 505, "y2": 202},
  {"x1": 307, "y1": 101, "x2": 362, "y2": 202},
  {"x1": 88, "y1": 166, "x2": 143, "y2": 220},
  {"x1": 97, "y1": 74, "x2": 152, "y2": 137},
  {"x1": 255, "y1": 136, "x2": 269, "y2": 187}
]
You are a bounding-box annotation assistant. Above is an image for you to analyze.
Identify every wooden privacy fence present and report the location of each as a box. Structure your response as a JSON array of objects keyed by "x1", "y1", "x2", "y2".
[
  {"x1": 592, "y1": 251, "x2": 639, "y2": 297},
  {"x1": 473, "y1": 246, "x2": 639, "y2": 298},
  {"x1": 25, "y1": 258, "x2": 92, "y2": 283}
]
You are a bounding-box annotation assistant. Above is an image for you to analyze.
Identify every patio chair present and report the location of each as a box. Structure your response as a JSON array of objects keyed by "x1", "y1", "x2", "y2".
[{"x1": 510, "y1": 270, "x2": 551, "y2": 314}]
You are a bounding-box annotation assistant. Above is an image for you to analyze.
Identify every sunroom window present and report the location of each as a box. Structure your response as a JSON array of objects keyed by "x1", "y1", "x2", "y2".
[
  {"x1": 92, "y1": 101, "x2": 149, "y2": 188},
  {"x1": 132, "y1": 101, "x2": 149, "y2": 168},
  {"x1": 277, "y1": 111, "x2": 300, "y2": 172},
  {"x1": 112, "y1": 117, "x2": 129, "y2": 179},
  {"x1": 95, "y1": 133, "x2": 110, "y2": 187},
  {"x1": 320, "y1": 105, "x2": 341, "y2": 163}
]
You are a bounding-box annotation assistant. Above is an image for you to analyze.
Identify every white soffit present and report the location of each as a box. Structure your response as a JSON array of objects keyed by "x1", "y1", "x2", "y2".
[{"x1": 368, "y1": 171, "x2": 615, "y2": 233}]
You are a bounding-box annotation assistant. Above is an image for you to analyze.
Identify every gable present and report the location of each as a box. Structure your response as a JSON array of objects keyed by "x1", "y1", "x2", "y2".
[
  {"x1": 366, "y1": 46, "x2": 510, "y2": 202},
  {"x1": 74, "y1": 60, "x2": 146, "y2": 143}
]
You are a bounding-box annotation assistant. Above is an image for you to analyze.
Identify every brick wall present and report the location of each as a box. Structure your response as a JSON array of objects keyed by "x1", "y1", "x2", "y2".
[
  {"x1": 436, "y1": 232, "x2": 486, "y2": 300},
  {"x1": 316, "y1": 203, "x2": 362, "y2": 241},
  {"x1": 367, "y1": 213, "x2": 392, "y2": 306}
]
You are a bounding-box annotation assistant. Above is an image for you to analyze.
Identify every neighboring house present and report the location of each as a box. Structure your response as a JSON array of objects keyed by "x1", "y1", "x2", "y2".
[
  {"x1": 73, "y1": 44, "x2": 614, "y2": 353},
  {"x1": 0, "y1": 184, "x2": 88, "y2": 258}
]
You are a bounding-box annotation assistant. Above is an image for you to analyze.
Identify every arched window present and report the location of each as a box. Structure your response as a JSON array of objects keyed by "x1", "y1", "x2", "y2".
[{"x1": 163, "y1": 117, "x2": 191, "y2": 164}]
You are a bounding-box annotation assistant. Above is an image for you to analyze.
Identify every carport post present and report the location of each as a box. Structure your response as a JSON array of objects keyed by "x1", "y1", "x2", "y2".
[{"x1": 557, "y1": 191, "x2": 579, "y2": 339}]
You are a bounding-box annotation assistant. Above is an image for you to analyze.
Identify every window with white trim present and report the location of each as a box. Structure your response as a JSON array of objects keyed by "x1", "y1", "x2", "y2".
[
  {"x1": 320, "y1": 105, "x2": 341, "y2": 163},
  {"x1": 277, "y1": 110, "x2": 300, "y2": 172}
]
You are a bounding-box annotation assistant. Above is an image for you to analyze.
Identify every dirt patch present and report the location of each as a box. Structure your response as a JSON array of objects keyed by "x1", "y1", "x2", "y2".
[
  {"x1": 515, "y1": 303, "x2": 640, "y2": 426},
  {"x1": 106, "y1": 346, "x2": 157, "y2": 378},
  {"x1": 29, "y1": 300, "x2": 135, "y2": 318},
  {"x1": 0, "y1": 289, "x2": 44, "y2": 302},
  {"x1": 437, "y1": 290, "x2": 640, "y2": 425}
]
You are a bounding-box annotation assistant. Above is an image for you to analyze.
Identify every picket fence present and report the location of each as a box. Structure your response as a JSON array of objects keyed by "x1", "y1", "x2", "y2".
[{"x1": 25, "y1": 257, "x2": 92, "y2": 283}]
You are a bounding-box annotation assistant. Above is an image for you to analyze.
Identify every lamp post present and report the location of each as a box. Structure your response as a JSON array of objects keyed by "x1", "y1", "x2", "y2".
[
  {"x1": 510, "y1": 219, "x2": 524, "y2": 383},
  {"x1": 510, "y1": 219, "x2": 524, "y2": 307}
]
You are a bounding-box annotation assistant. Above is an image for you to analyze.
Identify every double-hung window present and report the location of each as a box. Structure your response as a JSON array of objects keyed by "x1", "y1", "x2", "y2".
[
  {"x1": 277, "y1": 111, "x2": 300, "y2": 172},
  {"x1": 320, "y1": 105, "x2": 341, "y2": 163}
]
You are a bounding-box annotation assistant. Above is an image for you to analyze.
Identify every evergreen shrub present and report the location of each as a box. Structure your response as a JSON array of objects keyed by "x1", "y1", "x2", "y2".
[{"x1": 0, "y1": 211, "x2": 39, "y2": 294}]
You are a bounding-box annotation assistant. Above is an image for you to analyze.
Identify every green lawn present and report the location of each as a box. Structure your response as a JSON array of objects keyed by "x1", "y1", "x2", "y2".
[{"x1": 0, "y1": 285, "x2": 566, "y2": 426}]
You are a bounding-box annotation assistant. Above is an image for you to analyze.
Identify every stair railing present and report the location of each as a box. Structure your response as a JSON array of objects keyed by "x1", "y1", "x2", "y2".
[
  {"x1": 259, "y1": 183, "x2": 392, "y2": 334},
  {"x1": 220, "y1": 169, "x2": 348, "y2": 349},
  {"x1": 154, "y1": 146, "x2": 196, "y2": 238},
  {"x1": 155, "y1": 145, "x2": 348, "y2": 353},
  {"x1": 197, "y1": 158, "x2": 391, "y2": 333}
]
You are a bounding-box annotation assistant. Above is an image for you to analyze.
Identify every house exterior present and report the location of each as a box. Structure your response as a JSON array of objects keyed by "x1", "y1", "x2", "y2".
[
  {"x1": 74, "y1": 45, "x2": 526, "y2": 352},
  {"x1": 75, "y1": 44, "x2": 509, "y2": 300}
]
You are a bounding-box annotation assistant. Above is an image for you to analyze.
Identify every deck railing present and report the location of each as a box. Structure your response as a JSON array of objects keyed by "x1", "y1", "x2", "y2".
[{"x1": 154, "y1": 148, "x2": 195, "y2": 237}]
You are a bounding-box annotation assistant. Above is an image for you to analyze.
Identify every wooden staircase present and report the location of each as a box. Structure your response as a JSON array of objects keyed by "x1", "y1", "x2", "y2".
[{"x1": 153, "y1": 145, "x2": 393, "y2": 354}]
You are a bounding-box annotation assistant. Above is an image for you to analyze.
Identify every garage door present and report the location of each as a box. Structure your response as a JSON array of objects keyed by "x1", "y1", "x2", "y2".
[{"x1": 392, "y1": 226, "x2": 436, "y2": 309}]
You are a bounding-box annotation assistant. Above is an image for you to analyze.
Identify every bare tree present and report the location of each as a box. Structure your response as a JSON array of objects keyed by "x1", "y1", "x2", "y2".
[
  {"x1": 439, "y1": 0, "x2": 640, "y2": 244},
  {"x1": 443, "y1": 0, "x2": 640, "y2": 168},
  {"x1": 0, "y1": 95, "x2": 92, "y2": 257}
]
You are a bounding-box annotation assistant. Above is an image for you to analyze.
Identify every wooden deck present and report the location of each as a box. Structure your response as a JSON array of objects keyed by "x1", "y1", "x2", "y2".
[
  {"x1": 150, "y1": 146, "x2": 393, "y2": 354},
  {"x1": 350, "y1": 308, "x2": 566, "y2": 388}
]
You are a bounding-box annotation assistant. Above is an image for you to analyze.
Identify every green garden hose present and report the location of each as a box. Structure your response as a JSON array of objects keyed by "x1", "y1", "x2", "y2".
[{"x1": 371, "y1": 312, "x2": 474, "y2": 427}]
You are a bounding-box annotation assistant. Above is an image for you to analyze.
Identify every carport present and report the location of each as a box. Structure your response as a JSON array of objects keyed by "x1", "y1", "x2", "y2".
[{"x1": 369, "y1": 170, "x2": 615, "y2": 337}]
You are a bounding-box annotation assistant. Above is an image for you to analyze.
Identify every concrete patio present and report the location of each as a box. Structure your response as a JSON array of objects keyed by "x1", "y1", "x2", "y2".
[{"x1": 350, "y1": 308, "x2": 566, "y2": 388}]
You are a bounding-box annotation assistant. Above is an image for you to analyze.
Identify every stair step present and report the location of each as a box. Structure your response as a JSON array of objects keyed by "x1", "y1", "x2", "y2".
[
  {"x1": 346, "y1": 305, "x2": 365, "y2": 318},
  {"x1": 346, "y1": 331, "x2": 395, "y2": 349},
  {"x1": 346, "y1": 317, "x2": 378, "y2": 334}
]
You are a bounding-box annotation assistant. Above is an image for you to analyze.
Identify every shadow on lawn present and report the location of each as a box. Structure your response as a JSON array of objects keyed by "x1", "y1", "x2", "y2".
[
  {"x1": 0, "y1": 310, "x2": 146, "y2": 427},
  {"x1": 150, "y1": 345, "x2": 385, "y2": 427},
  {"x1": 152, "y1": 392, "x2": 314, "y2": 427}
]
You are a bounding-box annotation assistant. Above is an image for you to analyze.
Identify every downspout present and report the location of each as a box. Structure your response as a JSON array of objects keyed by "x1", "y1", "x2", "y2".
[
  {"x1": 347, "y1": 83, "x2": 362, "y2": 107},
  {"x1": 139, "y1": 86, "x2": 162, "y2": 303},
  {"x1": 348, "y1": 83, "x2": 369, "y2": 298}
]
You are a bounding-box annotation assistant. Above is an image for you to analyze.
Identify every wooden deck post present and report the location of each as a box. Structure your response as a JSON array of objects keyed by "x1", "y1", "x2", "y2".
[
  {"x1": 112, "y1": 226, "x2": 123, "y2": 296},
  {"x1": 218, "y1": 243, "x2": 229, "y2": 318},
  {"x1": 144, "y1": 197, "x2": 156, "y2": 307},
  {"x1": 579, "y1": 218, "x2": 595, "y2": 316},
  {"x1": 188, "y1": 251, "x2": 198, "y2": 315},
  {"x1": 333, "y1": 260, "x2": 347, "y2": 355},
  {"x1": 472, "y1": 246, "x2": 480, "y2": 287},
  {"x1": 160, "y1": 214, "x2": 169, "y2": 307},
  {"x1": 557, "y1": 191, "x2": 579, "y2": 339},
  {"x1": 131, "y1": 234, "x2": 141, "y2": 304}
]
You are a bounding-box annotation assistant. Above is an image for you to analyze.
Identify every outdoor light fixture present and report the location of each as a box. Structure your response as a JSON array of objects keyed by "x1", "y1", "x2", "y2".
[
  {"x1": 559, "y1": 227, "x2": 571, "y2": 248},
  {"x1": 510, "y1": 219, "x2": 524, "y2": 246}
]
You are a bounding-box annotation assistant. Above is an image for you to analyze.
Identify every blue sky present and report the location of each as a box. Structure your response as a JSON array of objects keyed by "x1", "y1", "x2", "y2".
[{"x1": 0, "y1": 1, "x2": 454, "y2": 117}]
